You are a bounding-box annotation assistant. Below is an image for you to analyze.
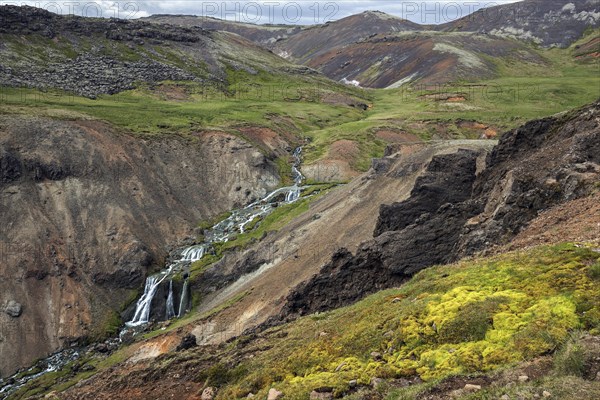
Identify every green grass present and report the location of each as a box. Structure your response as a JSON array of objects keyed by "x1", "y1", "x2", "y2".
[
  {"x1": 302, "y1": 34, "x2": 599, "y2": 171},
  {"x1": 0, "y1": 33, "x2": 597, "y2": 173},
  {"x1": 209, "y1": 243, "x2": 600, "y2": 399},
  {"x1": 189, "y1": 187, "x2": 330, "y2": 281},
  {"x1": 553, "y1": 332, "x2": 587, "y2": 377}
]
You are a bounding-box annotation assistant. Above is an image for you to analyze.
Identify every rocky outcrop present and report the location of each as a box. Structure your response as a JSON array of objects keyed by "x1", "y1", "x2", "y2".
[
  {"x1": 0, "y1": 6, "x2": 306, "y2": 97},
  {"x1": 375, "y1": 149, "x2": 479, "y2": 235},
  {"x1": 0, "y1": 5, "x2": 207, "y2": 41},
  {"x1": 4, "y1": 300, "x2": 22, "y2": 317},
  {"x1": 277, "y1": 100, "x2": 600, "y2": 319},
  {"x1": 0, "y1": 115, "x2": 282, "y2": 378},
  {"x1": 278, "y1": 149, "x2": 482, "y2": 319},
  {"x1": 440, "y1": 0, "x2": 600, "y2": 48}
]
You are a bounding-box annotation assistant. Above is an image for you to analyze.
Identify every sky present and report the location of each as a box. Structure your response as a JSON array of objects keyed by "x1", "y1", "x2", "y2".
[{"x1": 0, "y1": 1, "x2": 524, "y2": 24}]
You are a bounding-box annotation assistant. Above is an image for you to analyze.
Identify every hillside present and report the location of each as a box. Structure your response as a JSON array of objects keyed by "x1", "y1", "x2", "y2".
[
  {"x1": 0, "y1": 5, "x2": 319, "y2": 98},
  {"x1": 144, "y1": 15, "x2": 302, "y2": 46},
  {"x1": 16, "y1": 244, "x2": 600, "y2": 399},
  {"x1": 440, "y1": 0, "x2": 600, "y2": 48},
  {"x1": 0, "y1": 2, "x2": 598, "y2": 398},
  {"x1": 0, "y1": 5, "x2": 370, "y2": 379},
  {"x1": 6, "y1": 99, "x2": 598, "y2": 400},
  {"x1": 146, "y1": 0, "x2": 600, "y2": 88}
]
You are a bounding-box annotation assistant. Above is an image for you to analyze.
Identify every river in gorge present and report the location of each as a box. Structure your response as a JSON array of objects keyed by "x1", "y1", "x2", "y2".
[{"x1": 0, "y1": 148, "x2": 306, "y2": 399}]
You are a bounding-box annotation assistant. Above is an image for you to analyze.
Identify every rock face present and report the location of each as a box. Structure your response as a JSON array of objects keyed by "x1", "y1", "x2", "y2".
[
  {"x1": 0, "y1": 115, "x2": 281, "y2": 378},
  {"x1": 278, "y1": 149, "x2": 482, "y2": 318},
  {"x1": 4, "y1": 300, "x2": 22, "y2": 317},
  {"x1": 0, "y1": 6, "x2": 299, "y2": 97},
  {"x1": 276, "y1": 100, "x2": 600, "y2": 320},
  {"x1": 440, "y1": 0, "x2": 600, "y2": 48}
]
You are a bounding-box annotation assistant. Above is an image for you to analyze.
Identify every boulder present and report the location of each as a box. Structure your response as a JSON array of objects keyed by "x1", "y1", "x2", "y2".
[
  {"x1": 463, "y1": 384, "x2": 481, "y2": 392},
  {"x1": 310, "y1": 391, "x2": 333, "y2": 399},
  {"x1": 201, "y1": 387, "x2": 217, "y2": 400},
  {"x1": 5, "y1": 300, "x2": 22, "y2": 317},
  {"x1": 267, "y1": 388, "x2": 283, "y2": 400},
  {"x1": 176, "y1": 334, "x2": 197, "y2": 351}
]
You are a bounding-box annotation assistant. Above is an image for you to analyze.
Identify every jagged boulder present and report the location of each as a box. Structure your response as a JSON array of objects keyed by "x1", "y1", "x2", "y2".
[
  {"x1": 5, "y1": 300, "x2": 22, "y2": 317},
  {"x1": 176, "y1": 334, "x2": 197, "y2": 351}
]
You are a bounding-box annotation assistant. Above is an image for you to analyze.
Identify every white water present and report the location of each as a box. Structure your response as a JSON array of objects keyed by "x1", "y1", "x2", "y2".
[
  {"x1": 125, "y1": 147, "x2": 305, "y2": 328},
  {"x1": 127, "y1": 266, "x2": 173, "y2": 327},
  {"x1": 178, "y1": 280, "x2": 189, "y2": 318},
  {"x1": 165, "y1": 280, "x2": 176, "y2": 320},
  {"x1": 0, "y1": 148, "x2": 307, "y2": 398}
]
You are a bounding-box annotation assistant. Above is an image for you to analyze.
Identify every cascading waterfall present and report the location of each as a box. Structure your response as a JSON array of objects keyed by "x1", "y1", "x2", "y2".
[
  {"x1": 125, "y1": 147, "x2": 305, "y2": 329},
  {"x1": 165, "y1": 280, "x2": 176, "y2": 320},
  {"x1": 178, "y1": 279, "x2": 189, "y2": 318},
  {"x1": 128, "y1": 274, "x2": 166, "y2": 326},
  {"x1": 1, "y1": 147, "x2": 307, "y2": 398}
]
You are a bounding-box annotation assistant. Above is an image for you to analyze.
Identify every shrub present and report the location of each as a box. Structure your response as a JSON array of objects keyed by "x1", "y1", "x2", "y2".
[
  {"x1": 553, "y1": 332, "x2": 586, "y2": 377},
  {"x1": 588, "y1": 261, "x2": 600, "y2": 280}
]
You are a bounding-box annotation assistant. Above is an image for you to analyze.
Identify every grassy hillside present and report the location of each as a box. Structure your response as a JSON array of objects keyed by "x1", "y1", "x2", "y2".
[
  {"x1": 1, "y1": 30, "x2": 598, "y2": 175},
  {"x1": 302, "y1": 30, "x2": 600, "y2": 171},
  {"x1": 11, "y1": 243, "x2": 598, "y2": 399},
  {"x1": 207, "y1": 243, "x2": 600, "y2": 399}
]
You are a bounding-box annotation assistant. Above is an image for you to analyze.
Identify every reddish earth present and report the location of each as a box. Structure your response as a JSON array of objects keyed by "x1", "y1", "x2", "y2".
[
  {"x1": 329, "y1": 139, "x2": 360, "y2": 160},
  {"x1": 153, "y1": 83, "x2": 191, "y2": 101},
  {"x1": 304, "y1": 33, "x2": 546, "y2": 88},
  {"x1": 457, "y1": 120, "x2": 499, "y2": 139},
  {"x1": 237, "y1": 126, "x2": 294, "y2": 156},
  {"x1": 375, "y1": 130, "x2": 422, "y2": 143},
  {"x1": 574, "y1": 36, "x2": 600, "y2": 59},
  {"x1": 507, "y1": 193, "x2": 600, "y2": 251}
]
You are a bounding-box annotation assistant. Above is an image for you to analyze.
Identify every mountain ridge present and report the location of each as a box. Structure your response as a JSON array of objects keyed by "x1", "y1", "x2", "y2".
[{"x1": 144, "y1": 0, "x2": 600, "y2": 88}]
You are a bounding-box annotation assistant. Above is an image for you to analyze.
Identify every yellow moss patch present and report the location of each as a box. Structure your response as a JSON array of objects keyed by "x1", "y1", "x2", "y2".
[{"x1": 214, "y1": 244, "x2": 600, "y2": 399}]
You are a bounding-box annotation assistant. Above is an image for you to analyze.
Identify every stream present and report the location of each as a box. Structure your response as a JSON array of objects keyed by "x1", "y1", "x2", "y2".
[{"x1": 0, "y1": 148, "x2": 305, "y2": 399}]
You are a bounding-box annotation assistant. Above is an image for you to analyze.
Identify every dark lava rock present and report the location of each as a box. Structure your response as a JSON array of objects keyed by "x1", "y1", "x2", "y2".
[
  {"x1": 0, "y1": 148, "x2": 22, "y2": 184},
  {"x1": 268, "y1": 100, "x2": 600, "y2": 325},
  {"x1": 176, "y1": 334, "x2": 197, "y2": 351},
  {"x1": 375, "y1": 149, "x2": 480, "y2": 236}
]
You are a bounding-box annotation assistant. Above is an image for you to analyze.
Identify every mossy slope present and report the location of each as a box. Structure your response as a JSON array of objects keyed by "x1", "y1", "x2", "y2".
[{"x1": 213, "y1": 243, "x2": 600, "y2": 399}]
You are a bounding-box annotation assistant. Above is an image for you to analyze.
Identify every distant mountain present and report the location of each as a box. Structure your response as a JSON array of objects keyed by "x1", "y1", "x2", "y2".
[
  {"x1": 146, "y1": 0, "x2": 599, "y2": 88},
  {"x1": 304, "y1": 31, "x2": 547, "y2": 88},
  {"x1": 270, "y1": 11, "x2": 424, "y2": 63},
  {"x1": 0, "y1": 6, "x2": 314, "y2": 97},
  {"x1": 144, "y1": 14, "x2": 303, "y2": 47},
  {"x1": 440, "y1": 0, "x2": 600, "y2": 48}
]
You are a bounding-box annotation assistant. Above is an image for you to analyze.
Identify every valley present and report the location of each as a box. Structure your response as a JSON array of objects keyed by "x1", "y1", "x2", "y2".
[{"x1": 0, "y1": 1, "x2": 599, "y2": 399}]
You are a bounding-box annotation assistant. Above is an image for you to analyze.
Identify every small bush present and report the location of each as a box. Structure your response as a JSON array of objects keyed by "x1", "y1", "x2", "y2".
[
  {"x1": 553, "y1": 332, "x2": 586, "y2": 377},
  {"x1": 588, "y1": 261, "x2": 600, "y2": 280}
]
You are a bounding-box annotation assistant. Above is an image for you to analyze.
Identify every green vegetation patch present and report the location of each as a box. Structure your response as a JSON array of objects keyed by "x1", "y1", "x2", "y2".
[{"x1": 213, "y1": 243, "x2": 600, "y2": 399}]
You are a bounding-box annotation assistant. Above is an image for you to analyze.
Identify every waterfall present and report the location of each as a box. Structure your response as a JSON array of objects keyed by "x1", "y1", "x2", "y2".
[
  {"x1": 125, "y1": 147, "x2": 305, "y2": 329},
  {"x1": 286, "y1": 147, "x2": 304, "y2": 203},
  {"x1": 165, "y1": 280, "x2": 176, "y2": 320},
  {"x1": 127, "y1": 269, "x2": 171, "y2": 327},
  {"x1": 178, "y1": 280, "x2": 189, "y2": 318},
  {"x1": 180, "y1": 245, "x2": 206, "y2": 262}
]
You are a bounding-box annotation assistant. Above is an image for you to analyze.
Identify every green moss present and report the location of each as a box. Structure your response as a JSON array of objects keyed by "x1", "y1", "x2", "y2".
[
  {"x1": 436, "y1": 295, "x2": 510, "y2": 344},
  {"x1": 212, "y1": 243, "x2": 600, "y2": 399},
  {"x1": 102, "y1": 311, "x2": 123, "y2": 338},
  {"x1": 198, "y1": 211, "x2": 233, "y2": 231}
]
